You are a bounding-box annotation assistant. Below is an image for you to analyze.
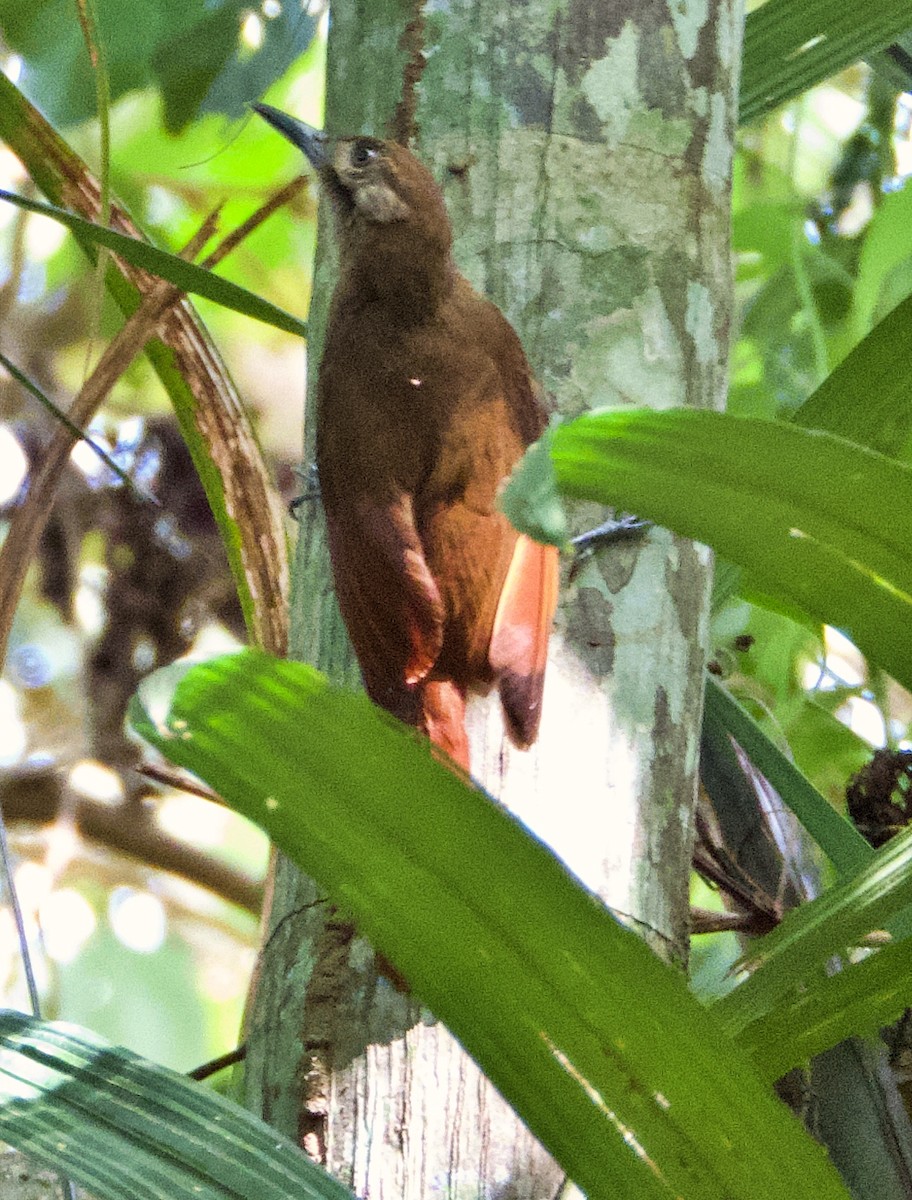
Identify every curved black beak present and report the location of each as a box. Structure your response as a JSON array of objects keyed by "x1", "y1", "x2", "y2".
[{"x1": 253, "y1": 103, "x2": 328, "y2": 170}]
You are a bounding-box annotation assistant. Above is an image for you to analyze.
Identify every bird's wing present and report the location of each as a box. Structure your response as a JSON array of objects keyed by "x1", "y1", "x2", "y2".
[
  {"x1": 468, "y1": 297, "x2": 556, "y2": 745},
  {"x1": 488, "y1": 533, "x2": 559, "y2": 747},
  {"x1": 325, "y1": 492, "x2": 445, "y2": 700}
]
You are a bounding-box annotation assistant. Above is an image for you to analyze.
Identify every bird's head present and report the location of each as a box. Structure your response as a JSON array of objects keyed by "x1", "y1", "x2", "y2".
[{"x1": 254, "y1": 104, "x2": 453, "y2": 301}]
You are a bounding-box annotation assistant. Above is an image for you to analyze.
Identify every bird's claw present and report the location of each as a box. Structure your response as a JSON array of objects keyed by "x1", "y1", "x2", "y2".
[
  {"x1": 288, "y1": 462, "x2": 320, "y2": 520},
  {"x1": 571, "y1": 514, "x2": 651, "y2": 554}
]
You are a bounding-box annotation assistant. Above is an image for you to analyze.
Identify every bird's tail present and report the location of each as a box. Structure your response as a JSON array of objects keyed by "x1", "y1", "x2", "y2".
[{"x1": 489, "y1": 535, "x2": 559, "y2": 748}]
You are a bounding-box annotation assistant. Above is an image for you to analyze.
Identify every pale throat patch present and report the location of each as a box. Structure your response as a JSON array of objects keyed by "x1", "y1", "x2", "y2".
[{"x1": 355, "y1": 183, "x2": 410, "y2": 223}]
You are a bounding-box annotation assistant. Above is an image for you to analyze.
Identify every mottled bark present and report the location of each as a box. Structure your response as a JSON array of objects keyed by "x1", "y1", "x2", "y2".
[{"x1": 245, "y1": 0, "x2": 742, "y2": 1194}]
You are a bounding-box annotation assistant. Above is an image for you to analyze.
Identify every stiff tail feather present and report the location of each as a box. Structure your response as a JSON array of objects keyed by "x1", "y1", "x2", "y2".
[{"x1": 489, "y1": 534, "x2": 559, "y2": 747}]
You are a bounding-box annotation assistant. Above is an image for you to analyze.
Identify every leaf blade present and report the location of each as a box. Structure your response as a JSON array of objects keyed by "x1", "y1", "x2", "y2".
[
  {"x1": 703, "y1": 676, "x2": 872, "y2": 878},
  {"x1": 740, "y1": 0, "x2": 912, "y2": 125},
  {"x1": 737, "y1": 937, "x2": 912, "y2": 1081},
  {"x1": 506, "y1": 409, "x2": 912, "y2": 696},
  {"x1": 717, "y1": 822, "x2": 912, "y2": 1036},
  {"x1": 0, "y1": 1012, "x2": 356, "y2": 1200},
  {"x1": 128, "y1": 649, "x2": 850, "y2": 1200},
  {"x1": 0, "y1": 188, "x2": 308, "y2": 339}
]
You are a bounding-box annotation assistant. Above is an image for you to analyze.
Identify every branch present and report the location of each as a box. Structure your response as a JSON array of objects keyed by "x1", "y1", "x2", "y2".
[
  {"x1": 1, "y1": 765, "x2": 263, "y2": 914},
  {"x1": 0, "y1": 217, "x2": 219, "y2": 671}
]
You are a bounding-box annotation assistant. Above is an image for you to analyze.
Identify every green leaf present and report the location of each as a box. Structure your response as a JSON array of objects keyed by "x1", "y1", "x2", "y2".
[
  {"x1": 0, "y1": 0, "x2": 316, "y2": 132},
  {"x1": 733, "y1": 202, "x2": 805, "y2": 278},
  {"x1": 737, "y1": 936, "x2": 912, "y2": 1081},
  {"x1": 740, "y1": 0, "x2": 912, "y2": 125},
  {"x1": 504, "y1": 408, "x2": 912, "y2": 695},
  {"x1": 0, "y1": 72, "x2": 288, "y2": 650},
  {"x1": 128, "y1": 649, "x2": 850, "y2": 1200},
  {"x1": 151, "y1": 5, "x2": 239, "y2": 133},
  {"x1": 792, "y1": 291, "x2": 912, "y2": 462},
  {"x1": 0, "y1": 0, "x2": 159, "y2": 126},
  {"x1": 0, "y1": 189, "x2": 307, "y2": 339},
  {"x1": 851, "y1": 179, "x2": 912, "y2": 343},
  {"x1": 715, "y1": 821, "x2": 912, "y2": 1036},
  {"x1": 0, "y1": 1011, "x2": 355, "y2": 1200},
  {"x1": 703, "y1": 676, "x2": 872, "y2": 878},
  {"x1": 195, "y1": 5, "x2": 319, "y2": 128},
  {"x1": 499, "y1": 428, "x2": 568, "y2": 546},
  {"x1": 780, "y1": 696, "x2": 875, "y2": 809}
]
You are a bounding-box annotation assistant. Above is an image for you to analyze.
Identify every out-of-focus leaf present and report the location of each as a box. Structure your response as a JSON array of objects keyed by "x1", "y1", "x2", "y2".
[
  {"x1": 704, "y1": 677, "x2": 872, "y2": 878},
  {"x1": 715, "y1": 821, "x2": 912, "y2": 1035},
  {"x1": 505, "y1": 409, "x2": 912, "y2": 696},
  {"x1": 499, "y1": 429, "x2": 567, "y2": 546},
  {"x1": 740, "y1": 0, "x2": 912, "y2": 125},
  {"x1": 851, "y1": 180, "x2": 912, "y2": 343},
  {"x1": 793, "y1": 292, "x2": 912, "y2": 463},
  {"x1": 128, "y1": 649, "x2": 850, "y2": 1200},
  {"x1": 736, "y1": 937, "x2": 912, "y2": 1081},
  {"x1": 0, "y1": 0, "x2": 317, "y2": 132},
  {"x1": 195, "y1": 6, "x2": 318, "y2": 128},
  {"x1": 0, "y1": 72, "x2": 290, "y2": 655},
  {"x1": 0, "y1": 189, "x2": 308, "y2": 339},
  {"x1": 780, "y1": 696, "x2": 874, "y2": 809},
  {"x1": 730, "y1": 605, "x2": 823, "y2": 709},
  {"x1": 0, "y1": 1012, "x2": 355, "y2": 1200},
  {"x1": 733, "y1": 202, "x2": 803, "y2": 278},
  {"x1": 150, "y1": 5, "x2": 238, "y2": 134}
]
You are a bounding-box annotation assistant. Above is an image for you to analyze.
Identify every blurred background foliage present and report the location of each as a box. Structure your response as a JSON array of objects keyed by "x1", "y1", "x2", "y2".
[
  {"x1": 0, "y1": 0, "x2": 328, "y2": 1075},
  {"x1": 0, "y1": 0, "x2": 911, "y2": 1080}
]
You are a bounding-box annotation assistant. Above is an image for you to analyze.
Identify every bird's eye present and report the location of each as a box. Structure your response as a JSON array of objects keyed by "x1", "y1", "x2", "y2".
[{"x1": 351, "y1": 141, "x2": 379, "y2": 167}]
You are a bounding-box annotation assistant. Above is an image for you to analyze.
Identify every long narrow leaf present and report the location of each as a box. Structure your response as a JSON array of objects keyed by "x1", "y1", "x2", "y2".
[
  {"x1": 0, "y1": 73, "x2": 289, "y2": 654},
  {"x1": 503, "y1": 410, "x2": 912, "y2": 696},
  {"x1": 716, "y1": 821, "x2": 912, "y2": 1035},
  {"x1": 736, "y1": 937, "x2": 912, "y2": 1082},
  {"x1": 0, "y1": 1012, "x2": 355, "y2": 1200},
  {"x1": 0, "y1": 189, "x2": 307, "y2": 339},
  {"x1": 740, "y1": 0, "x2": 912, "y2": 125},
  {"x1": 704, "y1": 676, "x2": 872, "y2": 877},
  {"x1": 791, "y1": 292, "x2": 912, "y2": 461},
  {"x1": 129, "y1": 649, "x2": 850, "y2": 1200}
]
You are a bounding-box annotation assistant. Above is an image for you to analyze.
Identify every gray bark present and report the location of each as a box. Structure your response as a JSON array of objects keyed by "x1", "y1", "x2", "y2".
[
  {"x1": 244, "y1": 0, "x2": 742, "y2": 1193},
  {"x1": 0, "y1": 1150, "x2": 79, "y2": 1200}
]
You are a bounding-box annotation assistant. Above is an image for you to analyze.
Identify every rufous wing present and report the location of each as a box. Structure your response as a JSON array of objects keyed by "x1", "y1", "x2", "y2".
[
  {"x1": 420, "y1": 680, "x2": 470, "y2": 772},
  {"x1": 325, "y1": 494, "x2": 445, "y2": 722},
  {"x1": 488, "y1": 533, "x2": 559, "y2": 747}
]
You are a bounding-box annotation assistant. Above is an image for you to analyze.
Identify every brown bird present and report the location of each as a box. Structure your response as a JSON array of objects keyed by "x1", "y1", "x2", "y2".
[{"x1": 255, "y1": 104, "x2": 558, "y2": 772}]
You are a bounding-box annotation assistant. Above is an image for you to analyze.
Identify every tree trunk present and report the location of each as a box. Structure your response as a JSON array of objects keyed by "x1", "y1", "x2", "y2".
[{"x1": 244, "y1": 0, "x2": 742, "y2": 1192}]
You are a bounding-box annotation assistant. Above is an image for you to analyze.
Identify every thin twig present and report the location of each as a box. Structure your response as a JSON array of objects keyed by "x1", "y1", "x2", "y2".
[
  {"x1": 201, "y1": 177, "x2": 307, "y2": 271},
  {"x1": 188, "y1": 1042, "x2": 247, "y2": 1081},
  {"x1": 0, "y1": 805, "x2": 40, "y2": 1015},
  {"x1": 0, "y1": 792, "x2": 76, "y2": 1200},
  {"x1": 0, "y1": 348, "x2": 154, "y2": 499},
  {"x1": 0, "y1": 214, "x2": 218, "y2": 671},
  {"x1": 136, "y1": 760, "x2": 224, "y2": 805},
  {"x1": 1, "y1": 765, "x2": 263, "y2": 913}
]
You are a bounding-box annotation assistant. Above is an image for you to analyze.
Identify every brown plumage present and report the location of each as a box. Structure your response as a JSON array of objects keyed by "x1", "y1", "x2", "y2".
[{"x1": 255, "y1": 105, "x2": 558, "y2": 771}]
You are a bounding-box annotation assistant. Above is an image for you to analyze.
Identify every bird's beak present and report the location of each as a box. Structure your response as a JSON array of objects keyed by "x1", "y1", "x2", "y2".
[{"x1": 253, "y1": 103, "x2": 328, "y2": 170}]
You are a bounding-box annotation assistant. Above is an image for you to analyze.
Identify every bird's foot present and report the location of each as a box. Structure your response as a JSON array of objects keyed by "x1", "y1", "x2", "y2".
[
  {"x1": 571, "y1": 513, "x2": 651, "y2": 553},
  {"x1": 569, "y1": 514, "x2": 650, "y2": 580},
  {"x1": 288, "y1": 462, "x2": 320, "y2": 520}
]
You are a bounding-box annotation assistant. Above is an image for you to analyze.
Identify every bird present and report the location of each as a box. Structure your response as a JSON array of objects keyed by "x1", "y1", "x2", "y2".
[{"x1": 254, "y1": 104, "x2": 559, "y2": 773}]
